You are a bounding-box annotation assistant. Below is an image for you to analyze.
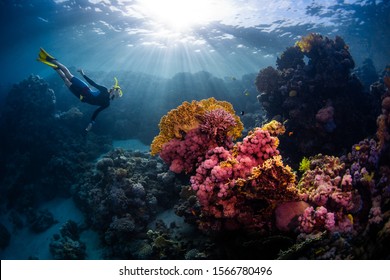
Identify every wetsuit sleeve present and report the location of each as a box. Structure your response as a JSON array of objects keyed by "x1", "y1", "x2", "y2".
[{"x1": 91, "y1": 104, "x2": 109, "y2": 122}]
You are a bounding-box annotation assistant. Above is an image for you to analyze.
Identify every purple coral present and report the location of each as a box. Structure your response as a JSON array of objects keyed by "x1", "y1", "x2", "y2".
[{"x1": 198, "y1": 108, "x2": 237, "y2": 145}]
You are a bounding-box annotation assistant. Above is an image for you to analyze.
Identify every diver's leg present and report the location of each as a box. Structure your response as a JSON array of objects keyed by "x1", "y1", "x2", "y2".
[
  {"x1": 55, "y1": 69, "x2": 72, "y2": 87},
  {"x1": 52, "y1": 61, "x2": 74, "y2": 81}
]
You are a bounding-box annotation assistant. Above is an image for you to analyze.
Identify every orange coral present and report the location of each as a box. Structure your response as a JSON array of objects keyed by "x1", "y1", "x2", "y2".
[{"x1": 150, "y1": 98, "x2": 243, "y2": 155}]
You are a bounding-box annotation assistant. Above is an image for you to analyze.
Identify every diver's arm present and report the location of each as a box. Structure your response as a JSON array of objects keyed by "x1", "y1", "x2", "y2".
[
  {"x1": 85, "y1": 104, "x2": 109, "y2": 132},
  {"x1": 91, "y1": 104, "x2": 109, "y2": 122}
]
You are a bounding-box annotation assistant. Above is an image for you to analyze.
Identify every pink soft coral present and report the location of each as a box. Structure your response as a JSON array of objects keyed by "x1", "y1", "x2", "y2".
[
  {"x1": 159, "y1": 109, "x2": 237, "y2": 174},
  {"x1": 297, "y1": 155, "x2": 358, "y2": 233}
]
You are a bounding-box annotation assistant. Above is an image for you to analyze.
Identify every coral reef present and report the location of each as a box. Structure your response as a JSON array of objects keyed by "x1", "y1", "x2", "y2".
[
  {"x1": 255, "y1": 34, "x2": 377, "y2": 164},
  {"x1": 73, "y1": 149, "x2": 184, "y2": 258},
  {"x1": 153, "y1": 99, "x2": 298, "y2": 232},
  {"x1": 151, "y1": 97, "x2": 243, "y2": 156},
  {"x1": 276, "y1": 46, "x2": 305, "y2": 71},
  {"x1": 151, "y1": 98, "x2": 243, "y2": 174},
  {"x1": 376, "y1": 68, "x2": 390, "y2": 151},
  {"x1": 0, "y1": 75, "x2": 111, "y2": 211},
  {"x1": 297, "y1": 155, "x2": 359, "y2": 234},
  {"x1": 49, "y1": 220, "x2": 86, "y2": 260}
]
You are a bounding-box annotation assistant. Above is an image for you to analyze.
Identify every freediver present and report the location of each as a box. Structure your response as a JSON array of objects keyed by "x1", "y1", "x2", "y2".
[{"x1": 37, "y1": 48, "x2": 123, "y2": 132}]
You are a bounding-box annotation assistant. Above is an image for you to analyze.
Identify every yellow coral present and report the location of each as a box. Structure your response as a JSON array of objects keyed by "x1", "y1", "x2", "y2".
[
  {"x1": 261, "y1": 120, "x2": 286, "y2": 136},
  {"x1": 295, "y1": 33, "x2": 322, "y2": 53},
  {"x1": 362, "y1": 171, "x2": 375, "y2": 183},
  {"x1": 150, "y1": 97, "x2": 243, "y2": 155},
  {"x1": 299, "y1": 157, "x2": 311, "y2": 173},
  {"x1": 249, "y1": 155, "x2": 296, "y2": 188},
  {"x1": 220, "y1": 158, "x2": 238, "y2": 168},
  {"x1": 236, "y1": 155, "x2": 298, "y2": 218}
]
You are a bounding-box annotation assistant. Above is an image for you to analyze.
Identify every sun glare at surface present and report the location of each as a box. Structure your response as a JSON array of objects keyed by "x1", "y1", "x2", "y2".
[{"x1": 135, "y1": 0, "x2": 232, "y2": 31}]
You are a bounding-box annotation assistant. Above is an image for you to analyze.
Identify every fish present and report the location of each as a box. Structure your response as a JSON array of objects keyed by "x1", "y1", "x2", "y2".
[
  {"x1": 243, "y1": 89, "x2": 250, "y2": 96},
  {"x1": 240, "y1": 111, "x2": 245, "y2": 116}
]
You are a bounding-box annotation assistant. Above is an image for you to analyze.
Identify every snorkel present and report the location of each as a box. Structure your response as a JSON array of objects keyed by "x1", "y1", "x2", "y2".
[{"x1": 113, "y1": 77, "x2": 123, "y2": 97}]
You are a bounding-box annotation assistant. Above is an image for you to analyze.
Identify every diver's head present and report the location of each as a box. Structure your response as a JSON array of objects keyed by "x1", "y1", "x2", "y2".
[{"x1": 110, "y1": 77, "x2": 123, "y2": 99}]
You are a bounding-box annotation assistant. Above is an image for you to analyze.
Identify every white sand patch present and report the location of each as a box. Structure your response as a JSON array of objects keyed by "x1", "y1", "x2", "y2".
[{"x1": 112, "y1": 139, "x2": 150, "y2": 152}]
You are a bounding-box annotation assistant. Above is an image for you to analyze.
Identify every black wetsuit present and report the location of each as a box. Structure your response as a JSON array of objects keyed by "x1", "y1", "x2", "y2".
[{"x1": 69, "y1": 75, "x2": 110, "y2": 122}]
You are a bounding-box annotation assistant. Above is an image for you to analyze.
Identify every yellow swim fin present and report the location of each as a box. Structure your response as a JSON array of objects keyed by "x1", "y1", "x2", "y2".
[
  {"x1": 38, "y1": 47, "x2": 56, "y2": 61},
  {"x1": 36, "y1": 57, "x2": 58, "y2": 69}
]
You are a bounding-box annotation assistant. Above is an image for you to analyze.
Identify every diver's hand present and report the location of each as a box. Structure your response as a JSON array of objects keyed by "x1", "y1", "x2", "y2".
[
  {"x1": 77, "y1": 69, "x2": 85, "y2": 76},
  {"x1": 85, "y1": 121, "x2": 95, "y2": 132}
]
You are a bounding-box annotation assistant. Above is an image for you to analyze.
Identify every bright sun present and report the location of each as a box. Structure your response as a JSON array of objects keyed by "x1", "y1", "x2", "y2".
[{"x1": 135, "y1": 0, "x2": 228, "y2": 31}]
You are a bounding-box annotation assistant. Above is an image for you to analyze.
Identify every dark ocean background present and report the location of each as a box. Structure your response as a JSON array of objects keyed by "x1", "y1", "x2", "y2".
[{"x1": 0, "y1": 0, "x2": 390, "y2": 260}]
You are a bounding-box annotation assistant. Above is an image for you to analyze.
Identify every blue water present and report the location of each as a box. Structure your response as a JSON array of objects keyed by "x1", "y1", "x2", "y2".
[
  {"x1": 1, "y1": 0, "x2": 390, "y2": 260},
  {"x1": 1, "y1": 0, "x2": 389, "y2": 86}
]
